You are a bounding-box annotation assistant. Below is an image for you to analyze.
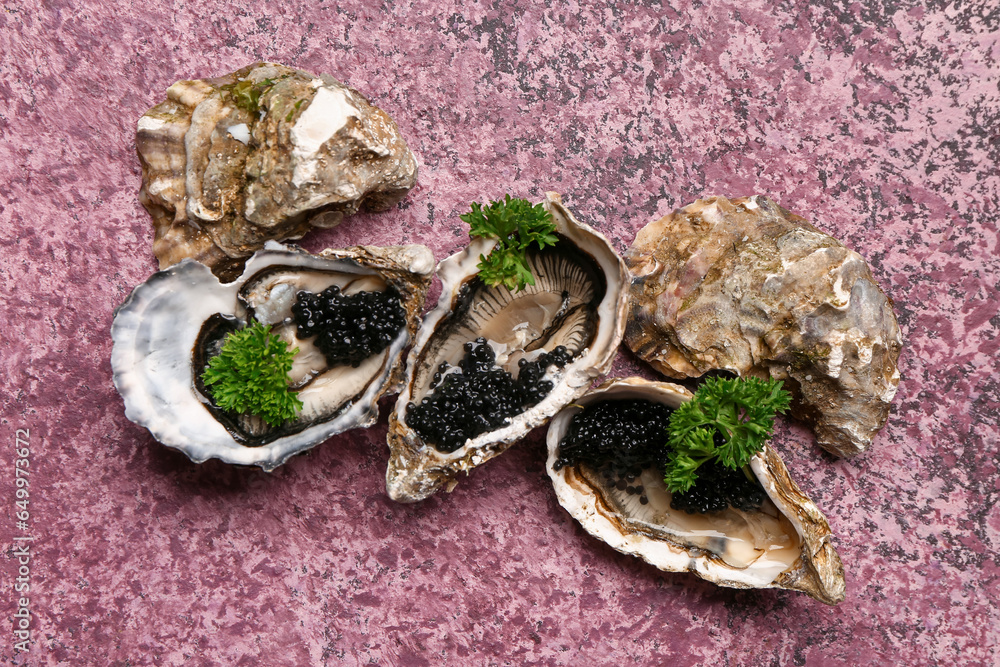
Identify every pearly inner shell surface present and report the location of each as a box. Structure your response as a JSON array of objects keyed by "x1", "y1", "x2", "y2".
[
  {"x1": 111, "y1": 243, "x2": 433, "y2": 470},
  {"x1": 385, "y1": 193, "x2": 630, "y2": 502}
]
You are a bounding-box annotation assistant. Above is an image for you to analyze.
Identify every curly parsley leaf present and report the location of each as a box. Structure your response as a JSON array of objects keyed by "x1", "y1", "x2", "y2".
[
  {"x1": 664, "y1": 376, "x2": 792, "y2": 493},
  {"x1": 460, "y1": 195, "x2": 558, "y2": 291},
  {"x1": 201, "y1": 321, "x2": 303, "y2": 427}
]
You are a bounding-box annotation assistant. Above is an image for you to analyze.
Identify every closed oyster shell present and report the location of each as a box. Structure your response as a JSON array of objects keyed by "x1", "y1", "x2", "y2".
[
  {"x1": 386, "y1": 193, "x2": 629, "y2": 502},
  {"x1": 547, "y1": 377, "x2": 845, "y2": 605},
  {"x1": 625, "y1": 195, "x2": 902, "y2": 457},
  {"x1": 137, "y1": 62, "x2": 418, "y2": 280},
  {"x1": 111, "y1": 242, "x2": 433, "y2": 470}
]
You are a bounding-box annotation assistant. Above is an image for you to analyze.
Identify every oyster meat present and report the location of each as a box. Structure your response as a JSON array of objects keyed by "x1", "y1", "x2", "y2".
[
  {"x1": 626, "y1": 195, "x2": 902, "y2": 457},
  {"x1": 547, "y1": 378, "x2": 845, "y2": 605},
  {"x1": 137, "y1": 62, "x2": 418, "y2": 280},
  {"x1": 386, "y1": 193, "x2": 629, "y2": 502},
  {"x1": 111, "y1": 242, "x2": 433, "y2": 470}
]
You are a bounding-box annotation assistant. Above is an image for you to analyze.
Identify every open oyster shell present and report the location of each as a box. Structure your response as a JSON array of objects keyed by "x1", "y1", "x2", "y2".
[
  {"x1": 111, "y1": 242, "x2": 433, "y2": 470},
  {"x1": 137, "y1": 62, "x2": 418, "y2": 280},
  {"x1": 626, "y1": 195, "x2": 902, "y2": 457},
  {"x1": 386, "y1": 193, "x2": 629, "y2": 502},
  {"x1": 547, "y1": 377, "x2": 845, "y2": 605}
]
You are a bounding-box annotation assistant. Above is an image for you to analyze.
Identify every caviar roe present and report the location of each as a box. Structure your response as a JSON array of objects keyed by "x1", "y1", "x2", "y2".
[
  {"x1": 291, "y1": 285, "x2": 406, "y2": 367},
  {"x1": 668, "y1": 434, "x2": 767, "y2": 513},
  {"x1": 555, "y1": 398, "x2": 765, "y2": 514},
  {"x1": 555, "y1": 399, "x2": 673, "y2": 507},
  {"x1": 406, "y1": 338, "x2": 572, "y2": 453}
]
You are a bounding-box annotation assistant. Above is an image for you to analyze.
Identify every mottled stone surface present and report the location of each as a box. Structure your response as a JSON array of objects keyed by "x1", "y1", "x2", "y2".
[{"x1": 1, "y1": 0, "x2": 997, "y2": 664}]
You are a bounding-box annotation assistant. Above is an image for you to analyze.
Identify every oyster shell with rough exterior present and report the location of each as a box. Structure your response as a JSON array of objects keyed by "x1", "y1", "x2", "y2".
[
  {"x1": 626, "y1": 195, "x2": 902, "y2": 457},
  {"x1": 111, "y1": 242, "x2": 433, "y2": 470},
  {"x1": 386, "y1": 193, "x2": 630, "y2": 502},
  {"x1": 137, "y1": 62, "x2": 418, "y2": 280},
  {"x1": 547, "y1": 377, "x2": 845, "y2": 605}
]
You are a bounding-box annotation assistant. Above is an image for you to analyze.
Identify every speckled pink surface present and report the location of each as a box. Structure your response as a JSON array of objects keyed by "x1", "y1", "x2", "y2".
[{"x1": 2, "y1": 0, "x2": 998, "y2": 664}]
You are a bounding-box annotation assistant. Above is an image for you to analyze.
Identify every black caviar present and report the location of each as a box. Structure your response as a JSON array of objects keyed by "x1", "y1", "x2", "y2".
[
  {"x1": 554, "y1": 399, "x2": 673, "y2": 507},
  {"x1": 668, "y1": 458, "x2": 767, "y2": 514},
  {"x1": 555, "y1": 399, "x2": 765, "y2": 514},
  {"x1": 291, "y1": 285, "x2": 406, "y2": 368},
  {"x1": 406, "y1": 338, "x2": 572, "y2": 453},
  {"x1": 554, "y1": 399, "x2": 673, "y2": 475}
]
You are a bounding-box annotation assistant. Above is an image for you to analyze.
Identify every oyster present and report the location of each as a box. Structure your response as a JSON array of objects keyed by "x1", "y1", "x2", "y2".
[
  {"x1": 111, "y1": 242, "x2": 433, "y2": 470},
  {"x1": 386, "y1": 193, "x2": 629, "y2": 502},
  {"x1": 547, "y1": 378, "x2": 845, "y2": 605},
  {"x1": 626, "y1": 195, "x2": 902, "y2": 457},
  {"x1": 137, "y1": 62, "x2": 418, "y2": 280}
]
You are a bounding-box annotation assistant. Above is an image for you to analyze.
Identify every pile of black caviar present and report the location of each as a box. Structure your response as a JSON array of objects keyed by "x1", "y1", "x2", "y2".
[
  {"x1": 291, "y1": 285, "x2": 406, "y2": 367},
  {"x1": 668, "y1": 459, "x2": 767, "y2": 514},
  {"x1": 554, "y1": 399, "x2": 673, "y2": 507},
  {"x1": 406, "y1": 338, "x2": 572, "y2": 453},
  {"x1": 555, "y1": 399, "x2": 765, "y2": 514},
  {"x1": 666, "y1": 429, "x2": 766, "y2": 513}
]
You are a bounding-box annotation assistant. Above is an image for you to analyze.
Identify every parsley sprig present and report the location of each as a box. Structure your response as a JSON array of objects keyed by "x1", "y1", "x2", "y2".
[
  {"x1": 664, "y1": 376, "x2": 791, "y2": 493},
  {"x1": 202, "y1": 321, "x2": 303, "y2": 427},
  {"x1": 460, "y1": 195, "x2": 559, "y2": 291}
]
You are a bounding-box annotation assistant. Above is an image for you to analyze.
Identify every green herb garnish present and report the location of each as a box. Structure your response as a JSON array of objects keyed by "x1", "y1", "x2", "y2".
[
  {"x1": 664, "y1": 376, "x2": 791, "y2": 493},
  {"x1": 460, "y1": 195, "x2": 559, "y2": 291},
  {"x1": 201, "y1": 321, "x2": 303, "y2": 427}
]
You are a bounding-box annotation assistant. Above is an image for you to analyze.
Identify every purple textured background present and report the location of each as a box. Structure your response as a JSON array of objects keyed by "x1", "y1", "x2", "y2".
[{"x1": 2, "y1": 0, "x2": 998, "y2": 664}]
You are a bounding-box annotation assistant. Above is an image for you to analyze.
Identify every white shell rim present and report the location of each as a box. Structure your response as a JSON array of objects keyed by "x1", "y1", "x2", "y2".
[{"x1": 111, "y1": 245, "x2": 425, "y2": 471}]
